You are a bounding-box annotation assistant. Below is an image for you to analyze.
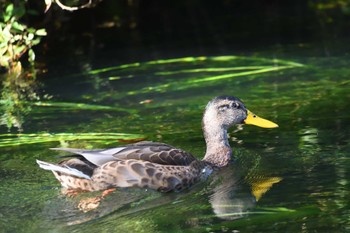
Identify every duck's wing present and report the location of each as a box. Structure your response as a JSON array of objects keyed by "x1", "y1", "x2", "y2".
[
  {"x1": 51, "y1": 141, "x2": 197, "y2": 167},
  {"x1": 36, "y1": 159, "x2": 92, "y2": 180}
]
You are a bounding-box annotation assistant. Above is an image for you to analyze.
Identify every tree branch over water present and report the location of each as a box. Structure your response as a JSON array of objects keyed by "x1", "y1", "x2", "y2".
[{"x1": 48, "y1": 0, "x2": 101, "y2": 12}]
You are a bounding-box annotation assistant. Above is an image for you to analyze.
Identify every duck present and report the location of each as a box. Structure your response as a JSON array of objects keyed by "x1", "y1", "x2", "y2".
[{"x1": 37, "y1": 96, "x2": 278, "y2": 193}]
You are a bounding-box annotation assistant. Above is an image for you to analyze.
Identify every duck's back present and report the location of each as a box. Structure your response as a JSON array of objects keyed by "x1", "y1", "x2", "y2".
[
  {"x1": 46, "y1": 141, "x2": 210, "y2": 192},
  {"x1": 52, "y1": 141, "x2": 198, "y2": 167}
]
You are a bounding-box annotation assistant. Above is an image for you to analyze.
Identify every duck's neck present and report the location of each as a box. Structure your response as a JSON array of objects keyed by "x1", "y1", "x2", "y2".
[{"x1": 202, "y1": 114, "x2": 232, "y2": 167}]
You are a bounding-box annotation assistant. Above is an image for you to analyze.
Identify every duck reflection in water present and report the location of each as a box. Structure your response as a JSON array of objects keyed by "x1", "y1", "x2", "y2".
[{"x1": 209, "y1": 162, "x2": 282, "y2": 220}]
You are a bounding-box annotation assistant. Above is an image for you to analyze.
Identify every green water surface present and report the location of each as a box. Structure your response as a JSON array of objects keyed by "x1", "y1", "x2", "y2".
[{"x1": 0, "y1": 54, "x2": 349, "y2": 232}]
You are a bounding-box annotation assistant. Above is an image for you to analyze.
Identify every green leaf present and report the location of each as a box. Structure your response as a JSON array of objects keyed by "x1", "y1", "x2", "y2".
[
  {"x1": 4, "y1": 4, "x2": 14, "y2": 22},
  {"x1": 0, "y1": 43, "x2": 7, "y2": 52},
  {"x1": 2, "y1": 27, "x2": 12, "y2": 41},
  {"x1": 0, "y1": 32, "x2": 11, "y2": 43},
  {"x1": 27, "y1": 28, "x2": 36, "y2": 33},
  {"x1": 13, "y1": 34, "x2": 23, "y2": 42},
  {"x1": 5, "y1": 4, "x2": 14, "y2": 15},
  {"x1": 11, "y1": 21, "x2": 25, "y2": 31},
  {"x1": 0, "y1": 56, "x2": 9, "y2": 67},
  {"x1": 27, "y1": 33, "x2": 34, "y2": 41},
  {"x1": 28, "y1": 49, "x2": 35, "y2": 63},
  {"x1": 35, "y1": 28, "x2": 47, "y2": 36},
  {"x1": 31, "y1": 38, "x2": 41, "y2": 46}
]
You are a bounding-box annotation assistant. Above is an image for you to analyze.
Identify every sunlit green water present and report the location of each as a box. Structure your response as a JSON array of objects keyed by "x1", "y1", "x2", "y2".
[{"x1": 0, "y1": 54, "x2": 349, "y2": 232}]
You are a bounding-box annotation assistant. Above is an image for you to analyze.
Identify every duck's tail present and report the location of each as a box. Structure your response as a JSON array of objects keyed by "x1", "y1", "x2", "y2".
[{"x1": 36, "y1": 160, "x2": 91, "y2": 180}]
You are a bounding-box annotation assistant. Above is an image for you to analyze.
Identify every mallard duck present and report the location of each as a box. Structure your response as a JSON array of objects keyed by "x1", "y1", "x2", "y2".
[{"x1": 37, "y1": 96, "x2": 278, "y2": 193}]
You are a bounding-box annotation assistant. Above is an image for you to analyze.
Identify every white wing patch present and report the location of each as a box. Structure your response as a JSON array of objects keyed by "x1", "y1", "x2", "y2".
[{"x1": 36, "y1": 160, "x2": 91, "y2": 180}]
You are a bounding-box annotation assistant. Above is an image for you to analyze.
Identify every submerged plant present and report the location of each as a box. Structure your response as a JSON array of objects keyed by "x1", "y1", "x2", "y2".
[
  {"x1": 0, "y1": 63, "x2": 41, "y2": 131},
  {"x1": 0, "y1": 132, "x2": 145, "y2": 147}
]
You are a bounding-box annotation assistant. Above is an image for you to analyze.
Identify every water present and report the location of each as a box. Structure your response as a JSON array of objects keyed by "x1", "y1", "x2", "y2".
[{"x1": 0, "y1": 51, "x2": 349, "y2": 232}]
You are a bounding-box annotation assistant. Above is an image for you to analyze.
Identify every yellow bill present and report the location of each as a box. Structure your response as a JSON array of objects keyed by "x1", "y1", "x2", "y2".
[{"x1": 244, "y1": 110, "x2": 279, "y2": 128}]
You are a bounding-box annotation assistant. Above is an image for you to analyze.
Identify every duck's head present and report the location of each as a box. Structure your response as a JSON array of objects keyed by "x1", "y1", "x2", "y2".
[
  {"x1": 203, "y1": 96, "x2": 278, "y2": 130},
  {"x1": 202, "y1": 96, "x2": 278, "y2": 167}
]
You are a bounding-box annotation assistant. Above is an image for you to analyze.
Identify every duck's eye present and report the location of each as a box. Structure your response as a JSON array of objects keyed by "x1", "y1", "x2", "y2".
[{"x1": 232, "y1": 102, "x2": 240, "y2": 109}]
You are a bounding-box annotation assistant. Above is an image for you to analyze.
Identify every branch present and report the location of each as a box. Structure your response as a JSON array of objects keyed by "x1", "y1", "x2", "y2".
[{"x1": 54, "y1": 0, "x2": 99, "y2": 12}]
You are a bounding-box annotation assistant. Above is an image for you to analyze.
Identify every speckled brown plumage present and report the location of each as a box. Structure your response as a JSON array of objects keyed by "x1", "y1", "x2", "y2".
[{"x1": 37, "y1": 96, "x2": 278, "y2": 193}]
